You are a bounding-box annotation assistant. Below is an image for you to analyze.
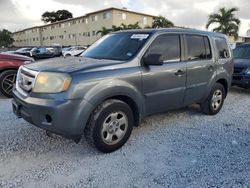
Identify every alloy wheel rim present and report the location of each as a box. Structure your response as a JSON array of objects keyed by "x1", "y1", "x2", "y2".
[
  {"x1": 2, "y1": 74, "x2": 16, "y2": 95},
  {"x1": 101, "y1": 111, "x2": 128, "y2": 145},
  {"x1": 211, "y1": 89, "x2": 223, "y2": 111}
]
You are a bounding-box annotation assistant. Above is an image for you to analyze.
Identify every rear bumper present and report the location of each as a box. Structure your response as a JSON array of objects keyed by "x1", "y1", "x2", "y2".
[
  {"x1": 232, "y1": 74, "x2": 250, "y2": 88},
  {"x1": 12, "y1": 88, "x2": 93, "y2": 138}
]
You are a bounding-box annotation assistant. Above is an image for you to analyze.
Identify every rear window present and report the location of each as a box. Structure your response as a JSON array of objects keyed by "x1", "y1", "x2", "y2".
[
  {"x1": 186, "y1": 35, "x2": 212, "y2": 61},
  {"x1": 215, "y1": 38, "x2": 230, "y2": 59}
]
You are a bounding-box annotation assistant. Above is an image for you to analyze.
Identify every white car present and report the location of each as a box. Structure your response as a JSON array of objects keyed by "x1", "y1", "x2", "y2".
[{"x1": 63, "y1": 46, "x2": 87, "y2": 57}]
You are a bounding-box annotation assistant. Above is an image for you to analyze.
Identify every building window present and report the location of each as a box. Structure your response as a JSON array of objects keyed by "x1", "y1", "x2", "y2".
[
  {"x1": 92, "y1": 15, "x2": 98, "y2": 22},
  {"x1": 122, "y1": 13, "x2": 127, "y2": 20},
  {"x1": 72, "y1": 20, "x2": 76, "y2": 24},
  {"x1": 68, "y1": 22, "x2": 71, "y2": 27},
  {"x1": 85, "y1": 18, "x2": 89, "y2": 24},
  {"x1": 103, "y1": 12, "x2": 110, "y2": 19},
  {"x1": 143, "y1": 17, "x2": 148, "y2": 25},
  {"x1": 92, "y1": 31, "x2": 96, "y2": 36}
]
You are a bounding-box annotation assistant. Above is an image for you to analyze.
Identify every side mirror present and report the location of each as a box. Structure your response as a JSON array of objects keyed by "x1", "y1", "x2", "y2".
[{"x1": 143, "y1": 54, "x2": 163, "y2": 66}]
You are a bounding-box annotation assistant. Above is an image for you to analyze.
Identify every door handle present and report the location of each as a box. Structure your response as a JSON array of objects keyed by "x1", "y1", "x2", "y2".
[{"x1": 175, "y1": 70, "x2": 185, "y2": 77}]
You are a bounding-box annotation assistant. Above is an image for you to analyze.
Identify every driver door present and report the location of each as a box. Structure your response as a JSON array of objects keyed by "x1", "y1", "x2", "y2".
[{"x1": 140, "y1": 34, "x2": 187, "y2": 115}]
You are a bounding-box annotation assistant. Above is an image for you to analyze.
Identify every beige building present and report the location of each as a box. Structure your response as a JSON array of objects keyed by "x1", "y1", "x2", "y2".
[{"x1": 12, "y1": 7, "x2": 155, "y2": 47}]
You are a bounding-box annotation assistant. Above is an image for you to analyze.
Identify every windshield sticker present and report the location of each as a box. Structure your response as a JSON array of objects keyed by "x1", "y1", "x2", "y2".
[{"x1": 131, "y1": 34, "x2": 149, "y2": 40}]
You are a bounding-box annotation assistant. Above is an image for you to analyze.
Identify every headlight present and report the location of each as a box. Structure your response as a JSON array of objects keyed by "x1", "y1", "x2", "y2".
[{"x1": 33, "y1": 72, "x2": 71, "y2": 93}]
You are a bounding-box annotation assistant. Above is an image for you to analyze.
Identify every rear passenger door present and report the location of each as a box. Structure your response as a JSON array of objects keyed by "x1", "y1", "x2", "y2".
[
  {"x1": 184, "y1": 35, "x2": 215, "y2": 105},
  {"x1": 141, "y1": 34, "x2": 187, "y2": 115}
]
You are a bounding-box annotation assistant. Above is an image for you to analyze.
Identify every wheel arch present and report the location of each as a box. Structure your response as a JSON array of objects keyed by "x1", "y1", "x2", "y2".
[{"x1": 216, "y1": 78, "x2": 229, "y2": 98}]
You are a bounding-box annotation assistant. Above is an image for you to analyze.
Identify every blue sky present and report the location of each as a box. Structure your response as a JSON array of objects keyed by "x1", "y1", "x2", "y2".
[{"x1": 0, "y1": 0, "x2": 249, "y2": 36}]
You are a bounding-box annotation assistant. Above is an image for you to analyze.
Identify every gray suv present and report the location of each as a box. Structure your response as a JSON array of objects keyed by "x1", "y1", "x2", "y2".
[{"x1": 12, "y1": 29, "x2": 233, "y2": 153}]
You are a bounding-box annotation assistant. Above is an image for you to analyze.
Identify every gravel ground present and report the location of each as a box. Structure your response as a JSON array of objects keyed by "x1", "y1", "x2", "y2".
[{"x1": 0, "y1": 87, "x2": 250, "y2": 188}]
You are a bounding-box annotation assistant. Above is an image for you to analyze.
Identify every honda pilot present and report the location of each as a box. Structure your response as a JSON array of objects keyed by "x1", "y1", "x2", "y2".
[{"x1": 12, "y1": 29, "x2": 233, "y2": 153}]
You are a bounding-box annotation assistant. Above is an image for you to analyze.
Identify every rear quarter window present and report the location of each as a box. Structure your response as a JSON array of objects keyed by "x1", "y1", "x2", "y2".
[{"x1": 215, "y1": 38, "x2": 230, "y2": 59}]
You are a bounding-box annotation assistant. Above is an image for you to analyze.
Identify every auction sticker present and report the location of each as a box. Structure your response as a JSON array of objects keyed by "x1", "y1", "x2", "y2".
[{"x1": 131, "y1": 34, "x2": 149, "y2": 39}]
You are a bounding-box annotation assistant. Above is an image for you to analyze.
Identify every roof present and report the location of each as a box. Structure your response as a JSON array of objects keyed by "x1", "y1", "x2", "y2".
[
  {"x1": 13, "y1": 7, "x2": 156, "y2": 34},
  {"x1": 115, "y1": 28, "x2": 226, "y2": 37}
]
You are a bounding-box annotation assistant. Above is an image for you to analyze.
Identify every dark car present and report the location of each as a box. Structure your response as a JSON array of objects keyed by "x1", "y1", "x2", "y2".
[
  {"x1": 0, "y1": 53, "x2": 34, "y2": 97},
  {"x1": 14, "y1": 48, "x2": 32, "y2": 57},
  {"x1": 12, "y1": 29, "x2": 233, "y2": 153},
  {"x1": 30, "y1": 46, "x2": 62, "y2": 60},
  {"x1": 232, "y1": 43, "x2": 250, "y2": 88}
]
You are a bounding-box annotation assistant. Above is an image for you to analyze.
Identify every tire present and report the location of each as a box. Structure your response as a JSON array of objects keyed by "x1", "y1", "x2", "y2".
[
  {"x1": 84, "y1": 99, "x2": 134, "y2": 153},
  {"x1": 0, "y1": 70, "x2": 17, "y2": 98},
  {"x1": 201, "y1": 83, "x2": 225, "y2": 115}
]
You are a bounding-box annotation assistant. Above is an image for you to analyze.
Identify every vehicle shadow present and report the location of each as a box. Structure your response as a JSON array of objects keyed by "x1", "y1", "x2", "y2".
[
  {"x1": 0, "y1": 93, "x2": 6, "y2": 99},
  {"x1": 230, "y1": 86, "x2": 250, "y2": 95}
]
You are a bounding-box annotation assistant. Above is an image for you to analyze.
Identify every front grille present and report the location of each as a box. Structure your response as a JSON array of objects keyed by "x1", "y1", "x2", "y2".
[
  {"x1": 234, "y1": 67, "x2": 244, "y2": 74},
  {"x1": 16, "y1": 66, "x2": 38, "y2": 96}
]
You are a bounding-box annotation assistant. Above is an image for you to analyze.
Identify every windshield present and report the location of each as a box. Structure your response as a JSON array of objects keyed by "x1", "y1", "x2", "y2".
[
  {"x1": 81, "y1": 32, "x2": 152, "y2": 61},
  {"x1": 234, "y1": 46, "x2": 250, "y2": 59}
]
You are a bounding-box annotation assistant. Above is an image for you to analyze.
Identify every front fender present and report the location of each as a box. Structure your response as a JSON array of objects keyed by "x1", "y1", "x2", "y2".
[
  {"x1": 84, "y1": 80, "x2": 144, "y2": 112},
  {"x1": 75, "y1": 79, "x2": 144, "y2": 131}
]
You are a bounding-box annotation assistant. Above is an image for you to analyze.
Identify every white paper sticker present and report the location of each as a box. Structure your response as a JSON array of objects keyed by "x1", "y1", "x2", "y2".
[{"x1": 131, "y1": 34, "x2": 149, "y2": 39}]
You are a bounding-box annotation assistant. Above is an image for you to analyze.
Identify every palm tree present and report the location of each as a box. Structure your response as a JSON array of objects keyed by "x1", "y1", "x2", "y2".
[
  {"x1": 206, "y1": 7, "x2": 241, "y2": 39},
  {"x1": 96, "y1": 27, "x2": 111, "y2": 36},
  {"x1": 111, "y1": 25, "x2": 122, "y2": 32},
  {"x1": 127, "y1": 22, "x2": 141, "y2": 29},
  {"x1": 152, "y1": 16, "x2": 174, "y2": 28}
]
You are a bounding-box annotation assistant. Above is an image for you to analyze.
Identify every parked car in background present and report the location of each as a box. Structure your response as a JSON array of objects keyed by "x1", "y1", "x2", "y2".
[
  {"x1": 63, "y1": 46, "x2": 87, "y2": 57},
  {"x1": 0, "y1": 53, "x2": 34, "y2": 97},
  {"x1": 12, "y1": 29, "x2": 233, "y2": 153},
  {"x1": 62, "y1": 47, "x2": 73, "y2": 54},
  {"x1": 14, "y1": 48, "x2": 32, "y2": 57},
  {"x1": 232, "y1": 43, "x2": 250, "y2": 88},
  {"x1": 30, "y1": 46, "x2": 62, "y2": 60}
]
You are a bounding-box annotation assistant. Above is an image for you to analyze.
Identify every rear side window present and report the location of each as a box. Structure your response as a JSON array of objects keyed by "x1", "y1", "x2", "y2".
[
  {"x1": 215, "y1": 38, "x2": 230, "y2": 59},
  {"x1": 186, "y1": 35, "x2": 212, "y2": 61},
  {"x1": 145, "y1": 34, "x2": 181, "y2": 63}
]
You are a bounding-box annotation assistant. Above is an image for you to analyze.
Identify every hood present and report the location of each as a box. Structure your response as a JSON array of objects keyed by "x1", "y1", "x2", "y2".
[
  {"x1": 0, "y1": 53, "x2": 33, "y2": 61},
  {"x1": 234, "y1": 58, "x2": 250, "y2": 67},
  {"x1": 24, "y1": 56, "x2": 123, "y2": 73}
]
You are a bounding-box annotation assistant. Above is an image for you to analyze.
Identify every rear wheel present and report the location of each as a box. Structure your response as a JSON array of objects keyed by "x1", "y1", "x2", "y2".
[
  {"x1": 201, "y1": 83, "x2": 225, "y2": 115},
  {"x1": 0, "y1": 70, "x2": 17, "y2": 98},
  {"x1": 84, "y1": 99, "x2": 134, "y2": 153}
]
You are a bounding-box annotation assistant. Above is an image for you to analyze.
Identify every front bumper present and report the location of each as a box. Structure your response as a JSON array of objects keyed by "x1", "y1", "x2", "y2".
[
  {"x1": 232, "y1": 74, "x2": 250, "y2": 88},
  {"x1": 12, "y1": 88, "x2": 93, "y2": 138}
]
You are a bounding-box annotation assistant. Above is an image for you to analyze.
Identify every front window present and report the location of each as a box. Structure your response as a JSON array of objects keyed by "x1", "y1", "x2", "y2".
[
  {"x1": 234, "y1": 46, "x2": 250, "y2": 59},
  {"x1": 82, "y1": 32, "x2": 152, "y2": 61}
]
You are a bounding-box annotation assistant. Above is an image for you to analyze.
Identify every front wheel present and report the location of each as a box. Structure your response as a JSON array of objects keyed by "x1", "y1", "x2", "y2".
[
  {"x1": 0, "y1": 70, "x2": 17, "y2": 98},
  {"x1": 84, "y1": 99, "x2": 134, "y2": 153},
  {"x1": 201, "y1": 83, "x2": 225, "y2": 115}
]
